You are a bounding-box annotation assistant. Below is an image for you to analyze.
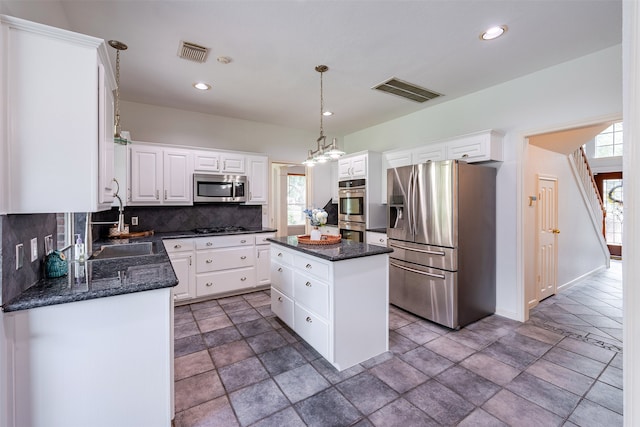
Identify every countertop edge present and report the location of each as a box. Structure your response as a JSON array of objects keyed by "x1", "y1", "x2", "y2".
[{"x1": 268, "y1": 237, "x2": 393, "y2": 261}]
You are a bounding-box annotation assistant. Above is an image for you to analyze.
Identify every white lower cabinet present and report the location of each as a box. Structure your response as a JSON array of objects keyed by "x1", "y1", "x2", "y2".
[
  {"x1": 164, "y1": 233, "x2": 273, "y2": 303},
  {"x1": 163, "y1": 239, "x2": 195, "y2": 302},
  {"x1": 270, "y1": 244, "x2": 389, "y2": 371}
]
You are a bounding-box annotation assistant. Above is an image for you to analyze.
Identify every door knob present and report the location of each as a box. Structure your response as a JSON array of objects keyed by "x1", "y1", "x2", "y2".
[{"x1": 552, "y1": 229, "x2": 560, "y2": 234}]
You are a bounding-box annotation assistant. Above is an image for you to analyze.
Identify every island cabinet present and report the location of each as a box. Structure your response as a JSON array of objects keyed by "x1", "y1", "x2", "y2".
[{"x1": 270, "y1": 240, "x2": 390, "y2": 371}]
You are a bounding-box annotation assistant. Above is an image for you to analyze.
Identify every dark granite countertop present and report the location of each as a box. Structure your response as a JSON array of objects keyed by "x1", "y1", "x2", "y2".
[
  {"x1": 268, "y1": 236, "x2": 393, "y2": 262},
  {"x1": 2, "y1": 228, "x2": 277, "y2": 313},
  {"x1": 366, "y1": 228, "x2": 387, "y2": 234}
]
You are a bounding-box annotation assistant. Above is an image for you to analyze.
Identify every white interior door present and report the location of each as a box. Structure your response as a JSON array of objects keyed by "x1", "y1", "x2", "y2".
[{"x1": 537, "y1": 176, "x2": 559, "y2": 302}]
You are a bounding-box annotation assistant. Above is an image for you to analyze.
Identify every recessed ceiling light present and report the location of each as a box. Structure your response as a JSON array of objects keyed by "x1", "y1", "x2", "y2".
[
  {"x1": 323, "y1": 111, "x2": 333, "y2": 116},
  {"x1": 193, "y1": 82, "x2": 211, "y2": 91},
  {"x1": 480, "y1": 25, "x2": 508, "y2": 41}
]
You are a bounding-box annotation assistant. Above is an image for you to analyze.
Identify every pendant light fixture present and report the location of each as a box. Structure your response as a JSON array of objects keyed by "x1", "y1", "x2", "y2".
[
  {"x1": 109, "y1": 39, "x2": 129, "y2": 145},
  {"x1": 303, "y1": 65, "x2": 345, "y2": 167}
]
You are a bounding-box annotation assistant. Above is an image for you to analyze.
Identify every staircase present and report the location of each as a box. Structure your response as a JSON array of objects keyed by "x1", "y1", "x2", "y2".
[{"x1": 569, "y1": 146, "x2": 609, "y2": 249}]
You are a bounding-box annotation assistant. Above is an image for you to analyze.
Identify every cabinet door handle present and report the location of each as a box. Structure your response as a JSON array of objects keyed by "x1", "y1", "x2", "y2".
[
  {"x1": 277, "y1": 253, "x2": 283, "y2": 257},
  {"x1": 305, "y1": 263, "x2": 312, "y2": 269},
  {"x1": 277, "y1": 267, "x2": 283, "y2": 272},
  {"x1": 206, "y1": 242, "x2": 213, "y2": 246},
  {"x1": 462, "y1": 153, "x2": 469, "y2": 158},
  {"x1": 164, "y1": 189, "x2": 167, "y2": 200},
  {"x1": 155, "y1": 190, "x2": 159, "y2": 200},
  {"x1": 206, "y1": 259, "x2": 213, "y2": 264},
  {"x1": 189, "y1": 256, "x2": 192, "y2": 266},
  {"x1": 306, "y1": 317, "x2": 312, "y2": 323},
  {"x1": 379, "y1": 239, "x2": 385, "y2": 243},
  {"x1": 174, "y1": 244, "x2": 182, "y2": 249},
  {"x1": 206, "y1": 282, "x2": 213, "y2": 287},
  {"x1": 305, "y1": 281, "x2": 312, "y2": 287},
  {"x1": 240, "y1": 256, "x2": 247, "y2": 260},
  {"x1": 241, "y1": 239, "x2": 247, "y2": 243},
  {"x1": 278, "y1": 296, "x2": 283, "y2": 302},
  {"x1": 240, "y1": 277, "x2": 247, "y2": 281}
]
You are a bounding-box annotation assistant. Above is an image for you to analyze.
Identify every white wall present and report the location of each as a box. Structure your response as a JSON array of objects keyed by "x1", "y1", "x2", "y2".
[
  {"x1": 119, "y1": 101, "x2": 317, "y2": 163},
  {"x1": 345, "y1": 45, "x2": 622, "y2": 321},
  {"x1": 523, "y1": 145, "x2": 608, "y2": 307}
]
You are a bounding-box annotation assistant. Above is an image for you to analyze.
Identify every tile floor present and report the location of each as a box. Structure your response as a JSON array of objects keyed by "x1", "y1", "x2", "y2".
[{"x1": 173, "y1": 261, "x2": 623, "y2": 426}]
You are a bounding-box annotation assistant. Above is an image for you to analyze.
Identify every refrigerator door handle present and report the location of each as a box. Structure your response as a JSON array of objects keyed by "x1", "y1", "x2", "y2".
[
  {"x1": 390, "y1": 261, "x2": 446, "y2": 279},
  {"x1": 411, "y1": 166, "x2": 418, "y2": 237},
  {"x1": 389, "y1": 242, "x2": 446, "y2": 256},
  {"x1": 407, "y1": 168, "x2": 414, "y2": 236}
]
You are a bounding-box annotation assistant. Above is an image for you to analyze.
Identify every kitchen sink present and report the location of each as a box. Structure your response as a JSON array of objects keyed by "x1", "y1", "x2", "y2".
[{"x1": 90, "y1": 242, "x2": 155, "y2": 260}]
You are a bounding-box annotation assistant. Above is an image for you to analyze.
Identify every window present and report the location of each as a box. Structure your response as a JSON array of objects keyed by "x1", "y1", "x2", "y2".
[
  {"x1": 595, "y1": 122, "x2": 623, "y2": 158},
  {"x1": 287, "y1": 174, "x2": 306, "y2": 226}
]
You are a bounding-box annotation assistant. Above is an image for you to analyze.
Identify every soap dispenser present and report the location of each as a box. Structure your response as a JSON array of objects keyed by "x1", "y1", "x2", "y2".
[{"x1": 74, "y1": 234, "x2": 85, "y2": 262}]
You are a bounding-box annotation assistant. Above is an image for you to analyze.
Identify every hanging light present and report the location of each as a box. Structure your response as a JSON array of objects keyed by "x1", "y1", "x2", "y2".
[
  {"x1": 109, "y1": 40, "x2": 129, "y2": 145},
  {"x1": 303, "y1": 65, "x2": 345, "y2": 166}
]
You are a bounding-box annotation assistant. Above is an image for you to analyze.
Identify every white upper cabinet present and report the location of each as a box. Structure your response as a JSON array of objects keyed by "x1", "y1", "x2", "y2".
[
  {"x1": 0, "y1": 15, "x2": 117, "y2": 213},
  {"x1": 246, "y1": 154, "x2": 268, "y2": 204},
  {"x1": 412, "y1": 143, "x2": 446, "y2": 163},
  {"x1": 338, "y1": 154, "x2": 367, "y2": 180},
  {"x1": 193, "y1": 150, "x2": 220, "y2": 173},
  {"x1": 129, "y1": 144, "x2": 192, "y2": 205},
  {"x1": 444, "y1": 130, "x2": 504, "y2": 162},
  {"x1": 221, "y1": 153, "x2": 245, "y2": 174}
]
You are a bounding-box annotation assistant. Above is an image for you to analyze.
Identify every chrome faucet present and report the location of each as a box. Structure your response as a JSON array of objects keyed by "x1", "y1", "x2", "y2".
[{"x1": 85, "y1": 179, "x2": 126, "y2": 256}]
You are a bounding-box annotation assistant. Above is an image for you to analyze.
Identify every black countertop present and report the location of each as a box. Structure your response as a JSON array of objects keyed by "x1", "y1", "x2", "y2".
[
  {"x1": 2, "y1": 228, "x2": 277, "y2": 313},
  {"x1": 268, "y1": 236, "x2": 393, "y2": 262}
]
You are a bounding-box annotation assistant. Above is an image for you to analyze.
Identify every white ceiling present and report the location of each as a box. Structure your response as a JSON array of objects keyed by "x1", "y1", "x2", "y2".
[{"x1": 2, "y1": 0, "x2": 622, "y2": 136}]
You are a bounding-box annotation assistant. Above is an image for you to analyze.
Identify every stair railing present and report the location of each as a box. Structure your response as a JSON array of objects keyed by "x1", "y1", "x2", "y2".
[{"x1": 570, "y1": 146, "x2": 606, "y2": 236}]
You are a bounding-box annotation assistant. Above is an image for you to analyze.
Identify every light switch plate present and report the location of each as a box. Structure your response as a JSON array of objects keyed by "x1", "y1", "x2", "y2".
[
  {"x1": 31, "y1": 237, "x2": 38, "y2": 262},
  {"x1": 131, "y1": 216, "x2": 138, "y2": 226},
  {"x1": 16, "y1": 244, "x2": 24, "y2": 270}
]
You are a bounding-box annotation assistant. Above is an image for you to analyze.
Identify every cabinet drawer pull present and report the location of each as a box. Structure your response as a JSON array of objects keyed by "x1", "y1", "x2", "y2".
[
  {"x1": 240, "y1": 277, "x2": 247, "y2": 281},
  {"x1": 174, "y1": 244, "x2": 181, "y2": 249},
  {"x1": 462, "y1": 153, "x2": 469, "y2": 158},
  {"x1": 206, "y1": 282, "x2": 213, "y2": 287},
  {"x1": 278, "y1": 296, "x2": 283, "y2": 302},
  {"x1": 241, "y1": 239, "x2": 247, "y2": 243},
  {"x1": 379, "y1": 238, "x2": 385, "y2": 243},
  {"x1": 305, "y1": 263, "x2": 312, "y2": 269},
  {"x1": 277, "y1": 252, "x2": 283, "y2": 257},
  {"x1": 206, "y1": 242, "x2": 213, "y2": 247},
  {"x1": 277, "y1": 267, "x2": 283, "y2": 272},
  {"x1": 241, "y1": 255, "x2": 247, "y2": 260},
  {"x1": 306, "y1": 316, "x2": 312, "y2": 323},
  {"x1": 206, "y1": 259, "x2": 213, "y2": 264},
  {"x1": 305, "y1": 281, "x2": 312, "y2": 287}
]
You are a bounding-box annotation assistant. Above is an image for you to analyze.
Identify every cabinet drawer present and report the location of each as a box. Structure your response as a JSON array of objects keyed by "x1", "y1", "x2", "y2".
[
  {"x1": 294, "y1": 304, "x2": 329, "y2": 359},
  {"x1": 196, "y1": 267, "x2": 256, "y2": 297},
  {"x1": 366, "y1": 232, "x2": 387, "y2": 247},
  {"x1": 271, "y1": 247, "x2": 293, "y2": 265},
  {"x1": 446, "y1": 138, "x2": 487, "y2": 161},
  {"x1": 271, "y1": 262, "x2": 294, "y2": 296},
  {"x1": 294, "y1": 255, "x2": 330, "y2": 281},
  {"x1": 294, "y1": 272, "x2": 329, "y2": 318},
  {"x1": 271, "y1": 287, "x2": 294, "y2": 328},
  {"x1": 163, "y1": 238, "x2": 195, "y2": 254},
  {"x1": 196, "y1": 247, "x2": 255, "y2": 273},
  {"x1": 195, "y1": 235, "x2": 253, "y2": 250},
  {"x1": 255, "y1": 233, "x2": 276, "y2": 245}
]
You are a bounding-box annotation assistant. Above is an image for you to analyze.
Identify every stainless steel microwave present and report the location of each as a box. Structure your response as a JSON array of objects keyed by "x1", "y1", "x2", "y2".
[{"x1": 193, "y1": 173, "x2": 247, "y2": 203}]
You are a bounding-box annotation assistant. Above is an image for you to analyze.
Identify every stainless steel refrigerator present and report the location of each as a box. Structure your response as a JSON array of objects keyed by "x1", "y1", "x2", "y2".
[{"x1": 387, "y1": 160, "x2": 496, "y2": 329}]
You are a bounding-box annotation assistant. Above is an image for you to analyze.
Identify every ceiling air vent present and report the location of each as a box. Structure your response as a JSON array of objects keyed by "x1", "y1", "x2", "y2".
[
  {"x1": 178, "y1": 41, "x2": 209, "y2": 63},
  {"x1": 372, "y1": 77, "x2": 442, "y2": 103}
]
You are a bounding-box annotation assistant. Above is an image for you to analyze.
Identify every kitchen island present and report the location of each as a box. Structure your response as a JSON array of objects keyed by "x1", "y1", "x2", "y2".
[{"x1": 268, "y1": 236, "x2": 393, "y2": 371}]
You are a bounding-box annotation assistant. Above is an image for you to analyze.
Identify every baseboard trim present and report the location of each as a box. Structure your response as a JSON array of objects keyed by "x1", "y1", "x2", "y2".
[{"x1": 557, "y1": 265, "x2": 608, "y2": 293}]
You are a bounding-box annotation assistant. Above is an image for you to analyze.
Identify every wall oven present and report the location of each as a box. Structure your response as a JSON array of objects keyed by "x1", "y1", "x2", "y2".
[
  {"x1": 338, "y1": 178, "x2": 366, "y2": 223},
  {"x1": 339, "y1": 220, "x2": 366, "y2": 243},
  {"x1": 193, "y1": 173, "x2": 246, "y2": 203}
]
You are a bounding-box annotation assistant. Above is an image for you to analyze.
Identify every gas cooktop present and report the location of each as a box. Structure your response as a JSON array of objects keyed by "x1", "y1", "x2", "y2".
[{"x1": 193, "y1": 226, "x2": 248, "y2": 234}]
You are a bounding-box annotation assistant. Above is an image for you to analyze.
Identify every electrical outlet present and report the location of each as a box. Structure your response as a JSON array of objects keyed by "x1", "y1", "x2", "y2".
[
  {"x1": 131, "y1": 216, "x2": 138, "y2": 226},
  {"x1": 44, "y1": 235, "x2": 53, "y2": 255},
  {"x1": 30, "y1": 237, "x2": 38, "y2": 262},
  {"x1": 16, "y1": 244, "x2": 24, "y2": 270}
]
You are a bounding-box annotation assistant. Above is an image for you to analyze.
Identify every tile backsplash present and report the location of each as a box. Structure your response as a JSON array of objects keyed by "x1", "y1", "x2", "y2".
[
  {"x1": 91, "y1": 204, "x2": 263, "y2": 238},
  {"x1": 1, "y1": 213, "x2": 57, "y2": 304}
]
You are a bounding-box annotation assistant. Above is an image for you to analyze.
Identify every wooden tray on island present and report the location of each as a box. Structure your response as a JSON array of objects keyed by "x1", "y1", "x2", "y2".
[{"x1": 297, "y1": 234, "x2": 342, "y2": 245}]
